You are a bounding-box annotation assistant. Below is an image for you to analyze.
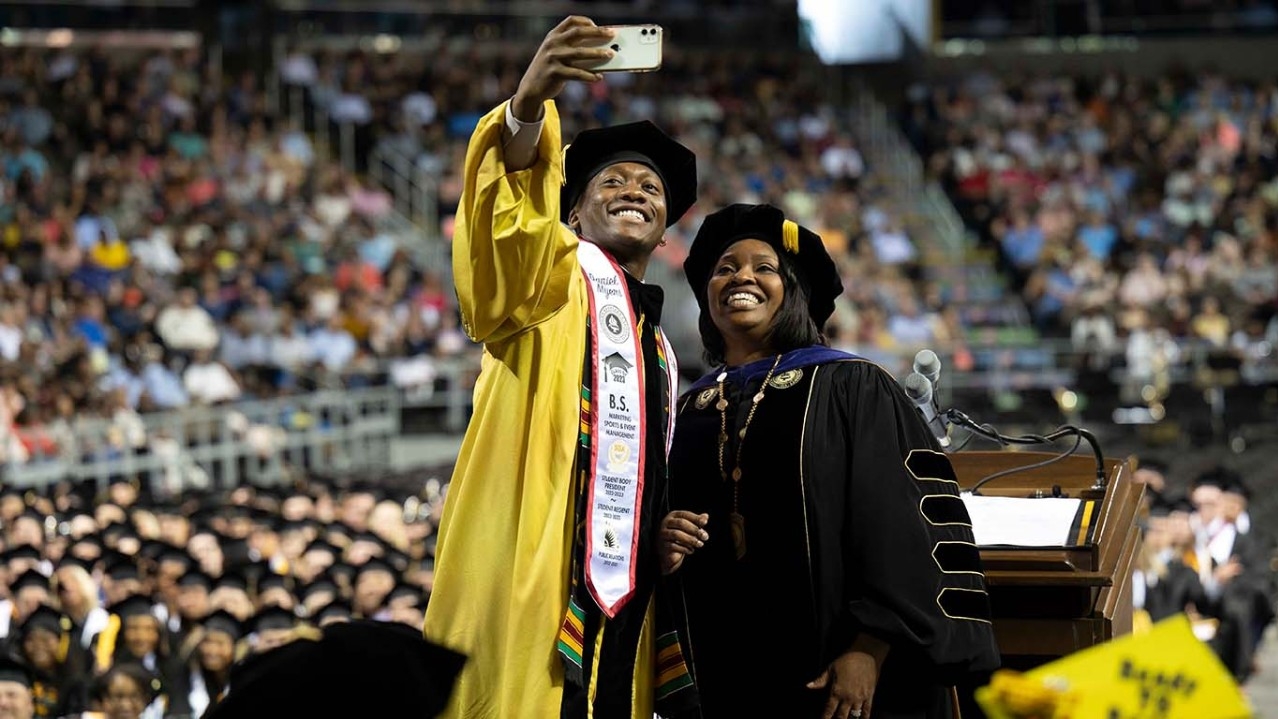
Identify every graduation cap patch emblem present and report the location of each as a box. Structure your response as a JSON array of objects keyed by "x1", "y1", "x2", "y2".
[{"x1": 602, "y1": 352, "x2": 634, "y2": 384}]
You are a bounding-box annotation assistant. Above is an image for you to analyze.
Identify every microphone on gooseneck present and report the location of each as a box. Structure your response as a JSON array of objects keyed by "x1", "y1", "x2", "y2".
[
  {"x1": 913, "y1": 349, "x2": 941, "y2": 389},
  {"x1": 903, "y1": 373, "x2": 951, "y2": 450}
]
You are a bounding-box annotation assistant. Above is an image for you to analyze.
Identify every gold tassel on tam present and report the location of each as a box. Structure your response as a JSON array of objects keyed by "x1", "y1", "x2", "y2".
[{"x1": 782, "y1": 219, "x2": 800, "y2": 254}]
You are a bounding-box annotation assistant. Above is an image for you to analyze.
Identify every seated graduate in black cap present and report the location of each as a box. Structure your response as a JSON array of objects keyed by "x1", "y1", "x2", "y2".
[
  {"x1": 0, "y1": 652, "x2": 34, "y2": 719},
  {"x1": 11, "y1": 605, "x2": 90, "y2": 718},
  {"x1": 89, "y1": 661, "x2": 164, "y2": 719},
  {"x1": 424, "y1": 15, "x2": 701, "y2": 719},
  {"x1": 167, "y1": 609, "x2": 244, "y2": 719},
  {"x1": 658, "y1": 204, "x2": 1000, "y2": 719},
  {"x1": 94, "y1": 594, "x2": 182, "y2": 695},
  {"x1": 9, "y1": 571, "x2": 52, "y2": 631}
]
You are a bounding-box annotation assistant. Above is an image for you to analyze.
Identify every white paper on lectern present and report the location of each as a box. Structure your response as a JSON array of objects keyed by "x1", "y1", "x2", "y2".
[{"x1": 960, "y1": 495, "x2": 1084, "y2": 547}]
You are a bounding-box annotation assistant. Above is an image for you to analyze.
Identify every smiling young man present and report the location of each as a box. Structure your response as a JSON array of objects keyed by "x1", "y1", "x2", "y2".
[{"x1": 423, "y1": 16, "x2": 699, "y2": 719}]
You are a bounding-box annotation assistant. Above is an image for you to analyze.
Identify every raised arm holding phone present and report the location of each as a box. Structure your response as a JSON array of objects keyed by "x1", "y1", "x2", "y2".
[{"x1": 422, "y1": 16, "x2": 700, "y2": 719}]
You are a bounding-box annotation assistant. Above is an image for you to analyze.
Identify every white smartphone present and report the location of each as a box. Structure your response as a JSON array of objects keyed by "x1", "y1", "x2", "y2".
[{"x1": 587, "y1": 25, "x2": 663, "y2": 73}]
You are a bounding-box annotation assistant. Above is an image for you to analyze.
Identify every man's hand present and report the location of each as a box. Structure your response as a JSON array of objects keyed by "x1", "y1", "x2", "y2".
[
  {"x1": 658, "y1": 511, "x2": 708, "y2": 575},
  {"x1": 512, "y1": 16, "x2": 614, "y2": 123}
]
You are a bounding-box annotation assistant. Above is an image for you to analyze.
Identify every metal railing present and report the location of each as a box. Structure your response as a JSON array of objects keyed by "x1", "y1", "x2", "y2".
[
  {"x1": 4, "y1": 387, "x2": 401, "y2": 492},
  {"x1": 850, "y1": 81, "x2": 968, "y2": 260}
]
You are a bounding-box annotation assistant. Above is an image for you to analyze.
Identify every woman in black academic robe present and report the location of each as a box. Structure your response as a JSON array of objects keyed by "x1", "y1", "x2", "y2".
[{"x1": 660, "y1": 204, "x2": 1000, "y2": 719}]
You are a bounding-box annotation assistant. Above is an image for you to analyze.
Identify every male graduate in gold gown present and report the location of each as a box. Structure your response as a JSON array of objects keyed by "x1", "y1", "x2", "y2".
[{"x1": 423, "y1": 16, "x2": 701, "y2": 719}]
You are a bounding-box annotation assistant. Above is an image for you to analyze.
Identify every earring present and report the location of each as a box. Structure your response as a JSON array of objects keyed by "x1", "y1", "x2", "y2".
[{"x1": 658, "y1": 239, "x2": 668, "y2": 247}]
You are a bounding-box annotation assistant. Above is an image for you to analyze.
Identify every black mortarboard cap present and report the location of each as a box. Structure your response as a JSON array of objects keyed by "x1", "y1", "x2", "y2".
[
  {"x1": 388, "y1": 583, "x2": 424, "y2": 607},
  {"x1": 58, "y1": 554, "x2": 96, "y2": 573},
  {"x1": 1191, "y1": 466, "x2": 1241, "y2": 491},
  {"x1": 0, "y1": 654, "x2": 33, "y2": 688},
  {"x1": 329, "y1": 562, "x2": 357, "y2": 585},
  {"x1": 248, "y1": 605, "x2": 297, "y2": 634},
  {"x1": 177, "y1": 569, "x2": 215, "y2": 592},
  {"x1": 299, "y1": 577, "x2": 338, "y2": 603},
  {"x1": 215, "y1": 573, "x2": 250, "y2": 594},
  {"x1": 19, "y1": 604, "x2": 67, "y2": 638},
  {"x1": 202, "y1": 609, "x2": 245, "y2": 641},
  {"x1": 139, "y1": 540, "x2": 170, "y2": 562},
  {"x1": 384, "y1": 548, "x2": 410, "y2": 574},
  {"x1": 685, "y1": 203, "x2": 844, "y2": 328},
  {"x1": 315, "y1": 600, "x2": 352, "y2": 624},
  {"x1": 102, "y1": 522, "x2": 135, "y2": 541},
  {"x1": 561, "y1": 121, "x2": 697, "y2": 228},
  {"x1": 204, "y1": 620, "x2": 465, "y2": 719},
  {"x1": 1, "y1": 544, "x2": 42, "y2": 565},
  {"x1": 355, "y1": 557, "x2": 395, "y2": 581},
  {"x1": 105, "y1": 559, "x2": 140, "y2": 582},
  {"x1": 157, "y1": 546, "x2": 194, "y2": 569},
  {"x1": 11, "y1": 570, "x2": 50, "y2": 594},
  {"x1": 350, "y1": 531, "x2": 387, "y2": 550},
  {"x1": 304, "y1": 539, "x2": 340, "y2": 558},
  {"x1": 109, "y1": 594, "x2": 156, "y2": 620},
  {"x1": 257, "y1": 573, "x2": 292, "y2": 595}
]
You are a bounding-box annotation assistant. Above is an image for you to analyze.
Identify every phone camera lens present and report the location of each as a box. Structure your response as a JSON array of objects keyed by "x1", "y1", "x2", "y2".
[
  {"x1": 641, "y1": 28, "x2": 649, "y2": 35},
  {"x1": 611, "y1": 43, "x2": 620, "y2": 51}
]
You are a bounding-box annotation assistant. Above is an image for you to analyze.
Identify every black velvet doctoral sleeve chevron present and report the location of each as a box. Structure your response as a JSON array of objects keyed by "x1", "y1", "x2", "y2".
[{"x1": 832, "y1": 361, "x2": 1001, "y2": 683}]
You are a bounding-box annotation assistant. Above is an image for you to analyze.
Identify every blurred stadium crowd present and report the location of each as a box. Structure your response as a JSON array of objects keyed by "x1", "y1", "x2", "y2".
[
  {"x1": 0, "y1": 470, "x2": 441, "y2": 718},
  {"x1": 904, "y1": 69, "x2": 1278, "y2": 384}
]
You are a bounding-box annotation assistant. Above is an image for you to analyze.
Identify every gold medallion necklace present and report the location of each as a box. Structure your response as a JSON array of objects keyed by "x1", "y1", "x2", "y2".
[{"x1": 715, "y1": 354, "x2": 783, "y2": 560}]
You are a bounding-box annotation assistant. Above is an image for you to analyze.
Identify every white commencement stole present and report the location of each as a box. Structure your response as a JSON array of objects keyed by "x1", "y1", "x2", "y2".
[{"x1": 578, "y1": 240, "x2": 678, "y2": 617}]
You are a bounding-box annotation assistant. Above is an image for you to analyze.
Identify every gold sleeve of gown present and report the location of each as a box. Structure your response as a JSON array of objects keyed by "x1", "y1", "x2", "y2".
[{"x1": 452, "y1": 99, "x2": 578, "y2": 345}]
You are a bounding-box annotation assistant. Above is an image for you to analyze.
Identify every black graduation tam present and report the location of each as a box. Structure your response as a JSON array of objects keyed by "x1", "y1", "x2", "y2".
[
  {"x1": 257, "y1": 573, "x2": 292, "y2": 595},
  {"x1": 328, "y1": 562, "x2": 357, "y2": 585},
  {"x1": 384, "y1": 547, "x2": 410, "y2": 573},
  {"x1": 388, "y1": 583, "x2": 424, "y2": 607},
  {"x1": 248, "y1": 605, "x2": 297, "y2": 634},
  {"x1": 139, "y1": 540, "x2": 170, "y2": 562},
  {"x1": 1191, "y1": 466, "x2": 1242, "y2": 491},
  {"x1": 202, "y1": 609, "x2": 245, "y2": 641},
  {"x1": 11, "y1": 570, "x2": 50, "y2": 594},
  {"x1": 58, "y1": 554, "x2": 96, "y2": 573},
  {"x1": 355, "y1": 557, "x2": 395, "y2": 581},
  {"x1": 204, "y1": 620, "x2": 465, "y2": 719},
  {"x1": 177, "y1": 568, "x2": 215, "y2": 592},
  {"x1": 299, "y1": 577, "x2": 338, "y2": 604},
  {"x1": 1223, "y1": 477, "x2": 1251, "y2": 499},
  {"x1": 215, "y1": 573, "x2": 250, "y2": 594},
  {"x1": 1, "y1": 544, "x2": 42, "y2": 565},
  {"x1": 314, "y1": 600, "x2": 352, "y2": 625},
  {"x1": 561, "y1": 120, "x2": 698, "y2": 227},
  {"x1": 685, "y1": 203, "x2": 844, "y2": 327},
  {"x1": 109, "y1": 594, "x2": 157, "y2": 621},
  {"x1": 0, "y1": 654, "x2": 33, "y2": 688},
  {"x1": 19, "y1": 604, "x2": 67, "y2": 638},
  {"x1": 350, "y1": 531, "x2": 387, "y2": 549},
  {"x1": 105, "y1": 559, "x2": 140, "y2": 582},
  {"x1": 303, "y1": 539, "x2": 340, "y2": 558}
]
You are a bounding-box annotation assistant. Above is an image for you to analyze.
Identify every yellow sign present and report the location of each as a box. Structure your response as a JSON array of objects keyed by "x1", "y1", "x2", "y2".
[{"x1": 976, "y1": 615, "x2": 1253, "y2": 718}]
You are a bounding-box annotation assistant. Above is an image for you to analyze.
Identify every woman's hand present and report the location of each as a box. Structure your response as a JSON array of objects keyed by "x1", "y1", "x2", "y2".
[
  {"x1": 658, "y1": 511, "x2": 708, "y2": 575},
  {"x1": 807, "y1": 634, "x2": 889, "y2": 719},
  {"x1": 511, "y1": 16, "x2": 615, "y2": 123}
]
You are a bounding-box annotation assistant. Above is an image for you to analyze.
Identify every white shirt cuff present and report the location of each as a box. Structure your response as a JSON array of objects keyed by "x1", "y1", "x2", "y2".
[{"x1": 504, "y1": 100, "x2": 544, "y2": 156}]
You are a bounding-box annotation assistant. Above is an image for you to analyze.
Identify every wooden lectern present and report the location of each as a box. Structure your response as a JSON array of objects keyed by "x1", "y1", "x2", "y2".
[{"x1": 950, "y1": 451, "x2": 1145, "y2": 670}]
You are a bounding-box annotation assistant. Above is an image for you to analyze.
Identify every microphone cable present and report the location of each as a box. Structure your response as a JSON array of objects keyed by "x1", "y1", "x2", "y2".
[{"x1": 945, "y1": 408, "x2": 1107, "y2": 495}]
